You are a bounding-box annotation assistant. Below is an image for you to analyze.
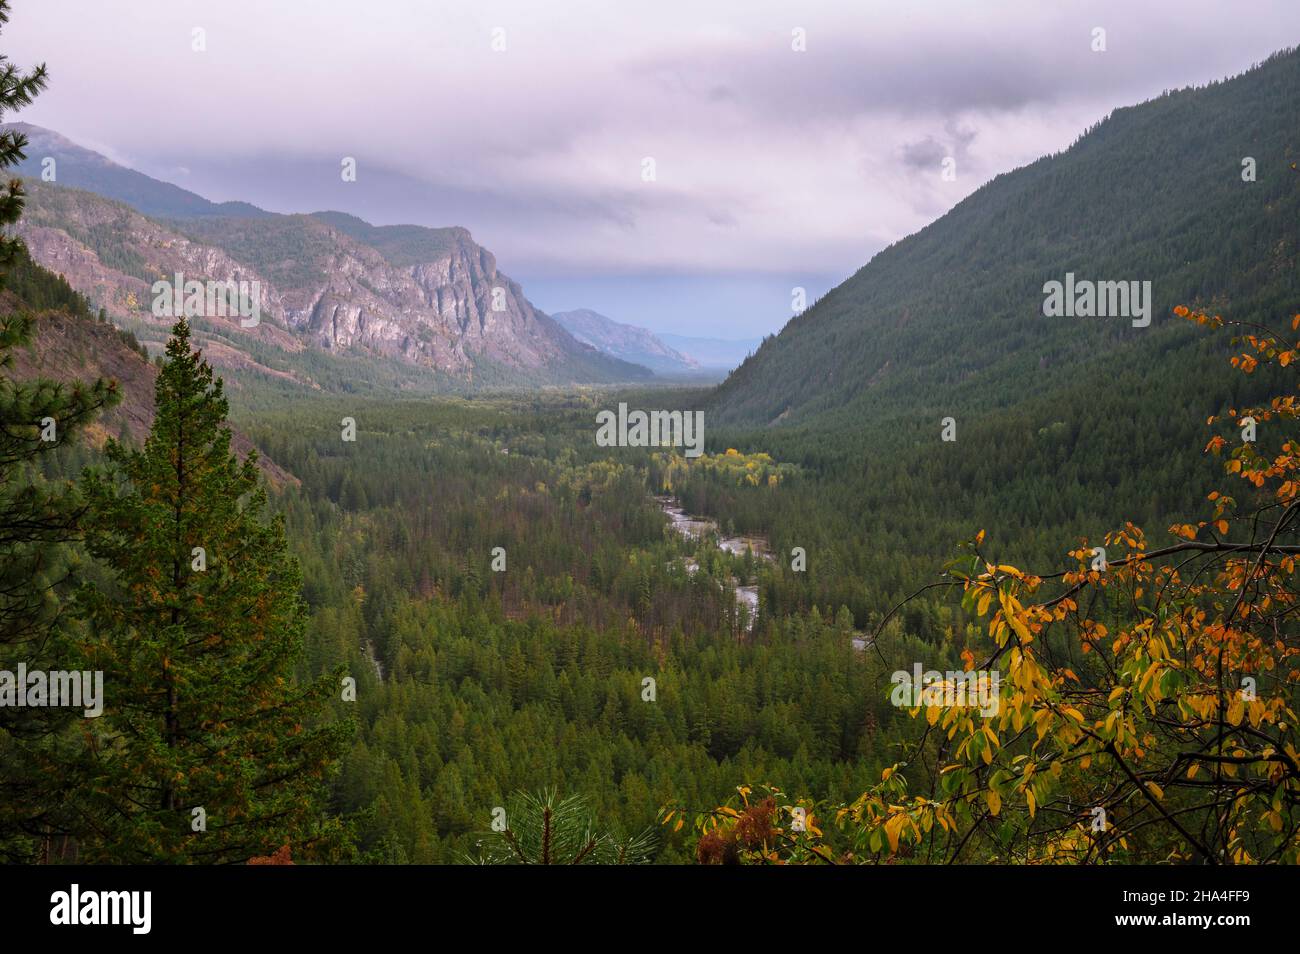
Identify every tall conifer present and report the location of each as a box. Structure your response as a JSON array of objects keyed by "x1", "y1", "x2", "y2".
[{"x1": 73, "y1": 319, "x2": 347, "y2": 862}]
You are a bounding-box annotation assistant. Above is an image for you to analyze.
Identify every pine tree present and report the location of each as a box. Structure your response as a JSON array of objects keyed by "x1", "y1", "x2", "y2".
[
  {"x1": 468, "y1": 789, "x2": 656, "y2": 865},
  {"x1": 71, "y1": 319, "x2": 349, "y2": 862},
  {"x1": 0, "y1": 0, "x2": 119, "y2": 862}
]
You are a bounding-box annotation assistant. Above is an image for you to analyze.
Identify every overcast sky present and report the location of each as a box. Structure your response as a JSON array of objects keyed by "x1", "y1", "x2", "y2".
[{"x1": 5, "y1": 1, "x2": 1298, "y2": 336}]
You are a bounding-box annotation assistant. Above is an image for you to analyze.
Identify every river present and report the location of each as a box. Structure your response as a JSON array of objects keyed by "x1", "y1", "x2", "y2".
[
  {"x1": 656, "y1": 495, "x2": 772, "y2": 627},
  {"x1": 656, "y1": 495, "x2": 869, "y2": 651}
]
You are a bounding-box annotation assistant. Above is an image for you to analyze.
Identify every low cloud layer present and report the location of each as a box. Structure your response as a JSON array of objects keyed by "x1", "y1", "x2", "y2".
[{"x1": 4, "y1": 0, "x2": 1297, "y2": 333}]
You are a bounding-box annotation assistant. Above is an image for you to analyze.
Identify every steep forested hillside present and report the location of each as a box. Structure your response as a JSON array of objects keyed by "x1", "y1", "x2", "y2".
[
  {"x1": 711, "y1": 47, "x2": 1300, "y2": 433},
  {"x1": 647, "y1": 49, "x2": 1300, "y2": 867},
  {"x1": 680, "y1": 47, "x2": 1300, "y2": 626}
]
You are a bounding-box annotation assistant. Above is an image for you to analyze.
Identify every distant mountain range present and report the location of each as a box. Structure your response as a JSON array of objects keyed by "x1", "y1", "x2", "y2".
[
  {"x1": 4, "y1": 123, "x2": 651, "y2": 390},
  {"x1": 552, "y1": 309, "x2": 763, "y2": 375},
  {"x1": 552, "y1": 309, "x2": 699, "y2": 375}
]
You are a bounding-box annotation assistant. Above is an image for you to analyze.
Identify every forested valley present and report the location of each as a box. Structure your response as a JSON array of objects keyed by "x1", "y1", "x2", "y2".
[
  {"x1": 2, "y1": 7, "x2": 1298, "y2": 870},
  {"x1": 230, "y1": 389, "x2": 932, "y2": 862}
]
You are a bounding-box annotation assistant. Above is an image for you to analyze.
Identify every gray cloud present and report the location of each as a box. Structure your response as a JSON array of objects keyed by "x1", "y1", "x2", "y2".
[
  {"x1": 900, "y1": 122, "x2": 977, "y2": 172},
  {"x1": 3, "y1": 0, "x2": 1297, "y2": 334}
]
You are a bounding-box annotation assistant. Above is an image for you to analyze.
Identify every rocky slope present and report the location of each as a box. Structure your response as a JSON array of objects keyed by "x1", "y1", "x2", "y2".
[
  {"x1": 5, "y1": 124, "x2": 649, "y2": 389},
  {"x1": 177, "y1": 212, "x2": 611, "y2": 377},
  {"x1": 1, "y1": 251, "x2": 296, "y2": 487}
]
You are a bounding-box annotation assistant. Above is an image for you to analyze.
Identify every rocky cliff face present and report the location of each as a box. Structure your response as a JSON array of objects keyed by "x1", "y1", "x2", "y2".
[
  {"x1": 178, "y1": 212, "x2": 595, "y2": 375},
  {"x1": 14, "y1": 183, "x2": 303, "y2": 351},
  {"x1": 11, "y1": 178, "x2": 647, "y2": 387}
]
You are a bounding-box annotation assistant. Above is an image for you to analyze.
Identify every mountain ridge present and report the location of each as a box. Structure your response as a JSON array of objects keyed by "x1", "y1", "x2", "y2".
[
  {"x1": 6, "y1": 122, "x2": 273, "y2": 220},
  {"x1": 4, "y1": 123, "x2": 651, "y2": 390}
]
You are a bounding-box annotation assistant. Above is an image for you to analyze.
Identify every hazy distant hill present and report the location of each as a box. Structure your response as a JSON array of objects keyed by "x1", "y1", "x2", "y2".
[
  {"x1": 659, "y1": 333, "x2": 762, "y2": 371},
  {"x1": 709, "y1": 47, "x2": 1300, "y2": 430},
  {"x1": 553, "y1": 308, "x2": 697, "y2": 375}
]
